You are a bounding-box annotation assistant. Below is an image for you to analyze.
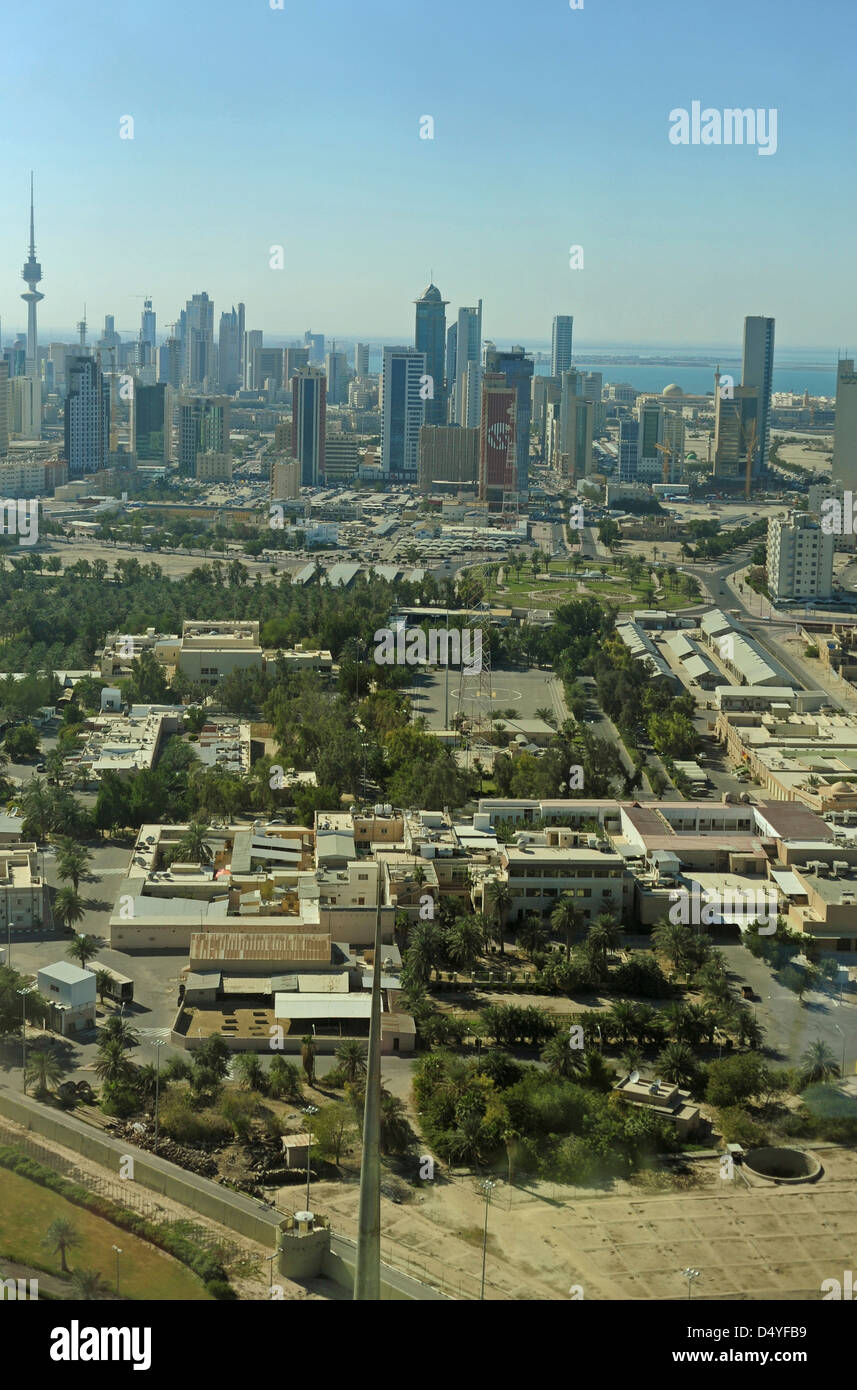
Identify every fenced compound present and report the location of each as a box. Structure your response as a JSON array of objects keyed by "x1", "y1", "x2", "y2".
[{"x1": 0, "y1": 1120, "x2": 243, "y2": 1268}]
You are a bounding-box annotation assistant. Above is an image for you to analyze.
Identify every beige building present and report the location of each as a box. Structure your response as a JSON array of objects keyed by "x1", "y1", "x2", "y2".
[
  {"x1": 767, "y1": 512, "x2": 834, "y2": 602},
  {"x1": 174, "y1": 620, "x2": 263, "y2": 686},
  {"x1": 195, "y1": 450, "x2": 233, "y2": 482},
  {"x1": 0, "y1": 845, "x2": 45, "y2": 931},
  {"x1": 418, "y1": 425, "x2": 479, "y2": 490},
  {"x1": 270, "y1": 456, "x2": 301, "y2": 499}
]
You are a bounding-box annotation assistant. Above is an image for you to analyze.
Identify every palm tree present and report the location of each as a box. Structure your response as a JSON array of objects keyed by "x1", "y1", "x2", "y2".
[
  {"x1": 94, "y1": 1038, "x2": 135, "y2": 1086},
  {"x1": 56, "y1": 837, "x2": 92, "y2": 892},
  {"x1": 174, "y1": 821, "x2": 213, "y2": 866},
  {"x1": 656, "y1": 1041, "x2": 698, "y2": 1090},
  {"x1": 42, "y1": 1218, "x2": 81, "y2": 1274},
  {"x1": 485, "y1": 880, "x2": 512, "y2": 956},
  {"x1": 800, "y1": 1038, "x2": 840, "y2": 1085},
  {"x1": 66, "y1": 931, "x2": 100, "y2": 968},
  {"x1": 94, "y1": 968, "x2": 114, "y2": 1004},
  {"x1": 335, "y1": 1039, "x2": 367, "y2": 1085},
  {"x1": 55, "y1": 888, "x2": 86, "y2": 935},
  {"x1": 70, "y1": 1268, "x2": 111, "y2": 1300},
  {"x1": 234, "y1": 1052, "x2": 266, "y2": 1092},
  {"x1": 606, "y1": 1000, "x2": 638, "y2": 1048},
  {"x1": 301, "y1": 1033, "x2": 316, "y2": 1086},
  {"x1": 379, "y1": 1090, "x2": 411, "y2": 1156},
  {"x1": 550, "y1": 894, "x2": 584, "y2": 961},
  {"x1": 584, "y1": 914, "x2": 622, "y2": 975},
  {"x1": 444, "y1": 915, "x2": 484, "y2": 972},
  {"x1": 651, "y1": 916, "x2": 694, "y2": 974},
  {"x1": 502, "y1": 1125, "x2": 520, "y2": 1188},
  {"x1": 517, "y1": 913, "x2": 550, "y2": 959},
  {"x1": 404, "y1": 921, "x2": 443, "y2": 985},
  {"x1": 25, "y1": 1044, "x2": 64, "y2": 1097},
  {"x1": 100, "y1": 1015, "x2": 139, "y2": 1050},
  {"x1": 541, "y1": 1029, "x2": 585, "y2": 1079}
]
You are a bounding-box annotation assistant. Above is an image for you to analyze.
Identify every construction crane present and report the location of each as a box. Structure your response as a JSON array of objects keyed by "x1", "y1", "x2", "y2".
[
  {"x1": 744, "y1": 420, "x2": 757, "y2": 502},
  {"x1": 655, "y1": 441, "x2": 672, "y2": 485}
]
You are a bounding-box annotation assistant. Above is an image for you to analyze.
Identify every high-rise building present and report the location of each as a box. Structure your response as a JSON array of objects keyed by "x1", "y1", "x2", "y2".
[
  {"x1": 714, "y1": 375, "x2": 759, "y2": 480},
  {"x1": 284, "y1": 347, "x2": 310, "y2": 386},
  {"x1": 218, "y1": 307, "x2": 243, "y2": 394},
  {"x1": 304, "y1": 331, "x2": 325, "y2": 365},
  {"x1": 355, "y1": 343, "x2": 370, "y2": 376},
  {"x1": 415, "y1": 283, "x2": 448, "y2": 425},
  {"x1": 454, "y1": 303, "x2": 482, "y2": 426},
  {"x1": 326, "y1": 349, "x2": 348, "y2": 406},
  {"x1": 64, "y1": 356, "x2": 110, "y2": 477},
  {"x1": 617, "y1": 418, "x2": 640, "y2": 482},
  {"x1": 557, "y1": 374, "x2": 593, "y2": 480},
  {"x1": 292, "y1": 367, "x2": 326, "y2": 486},
  {"x1": 446, "y1": 322, "x2": 457, "y2": 418},
  {"x1": 183, "y1": 293, "x2": 215, "y2": 390},
  {"x1": 832, "y1": 357, "x2": 857, "y2": 492},
  {"x1": 19, "y1": 174, "x2": 43, "y2": 441},
  {"x1": 252, "y1": 347, "x2": 284, "y2": 393},
  {"x1": 244, "y1": 331, "x2": 263, "y2": 388},
  {"x1": 324, "y1": 437, "x2": 360, "y2": 483},
  {"x1": 158, "y1": 337, "x2": 182, "y2": 390},
  {"x1": 741, "y1": 316, "x2": 775, "y2": 477},
  {"x1": 271, "y1": 457, "x2": 302, "y2": 499},
  {"x1": 418, "y1": 425, "x2": 479, "y2": 490},
  {"x1": 140, "y1": 298, "x2": 156, "y2": 362},
  {"x1": 767, "y1": 512, "x2": 834, "y2": 601},
  {"x1": 484, "y1": 345, "x2": 533, "y2": 495},
  {"x1": 176, "y1": 396, "x2": 230, "y2": 476},
  {"x1": 132, "y1": 382, "x2": 167, "y2": 461},
  {"x1": 0, "y1": 362, "x2": 8, "y2": 457},
  {"x1": 479, "y1": 374, "x2": 517, "y2": 508},
  {"x1": 551, "y1": 315, "x2": 573, "y2": 377},
  {"x1": 380, "y1": 347, "x2": 426, "y2": 482}
]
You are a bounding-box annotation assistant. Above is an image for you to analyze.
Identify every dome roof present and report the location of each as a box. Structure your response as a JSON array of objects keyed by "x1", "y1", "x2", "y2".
[
  {"x1": 419, "y1": 284, "x2": 443, "y2": 301},
  {"x1": 829, "y1": 781, "x2": 852, "y2": 795},
  {"x1": 662, "y1": 382, "x2": 684, "y2": 397}
]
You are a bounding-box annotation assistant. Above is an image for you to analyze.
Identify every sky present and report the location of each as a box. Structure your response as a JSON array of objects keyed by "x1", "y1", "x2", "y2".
[{"x1": 1, "y1": 0, "x2": 854, "y2": 351}]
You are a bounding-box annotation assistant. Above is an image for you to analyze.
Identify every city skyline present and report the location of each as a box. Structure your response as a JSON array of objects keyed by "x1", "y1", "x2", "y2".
[{"x1": 0, "y1": 0, "x2": 854, "y2": 344}]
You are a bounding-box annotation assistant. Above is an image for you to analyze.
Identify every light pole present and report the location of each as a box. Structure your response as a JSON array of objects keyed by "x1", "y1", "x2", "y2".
[
  {"x1": 112, "y1": 1244, "x2": 122, "y2": 1296},
  {"x1": 17, "y1": 985, "x2": 36, "y2": 1090},
  {"x1": 303, "y1": 1104, "x2": 318, "y2": 1214},
  {"x1": 832, "y1": 1022, "x2": 846, "y2": 1079},
  {"x1": 479, "y1": 1179, "x2": 495, "y2": 1301},
  {"x1": 683, "y1": 1267, "x2": 700, "y2": 1300},
  {"x1": 152, "y1": 1038, "x2": 164, "y2": 1149}
]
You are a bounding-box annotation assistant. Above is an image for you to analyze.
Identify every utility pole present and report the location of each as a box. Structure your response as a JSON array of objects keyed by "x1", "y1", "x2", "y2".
[{"x1": 354, "y1": 899, "x2": 382, "y2": 1300}]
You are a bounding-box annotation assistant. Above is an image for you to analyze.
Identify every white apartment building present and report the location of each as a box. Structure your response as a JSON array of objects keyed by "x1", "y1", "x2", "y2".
[{"x1": 767, "y1": 512, "x2": 834, "y2": 601}]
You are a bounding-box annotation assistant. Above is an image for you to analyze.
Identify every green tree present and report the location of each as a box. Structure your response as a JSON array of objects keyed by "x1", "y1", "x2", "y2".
[
  {"x1": 94, "y1": 1037, "x2": 136, "y2": 1086},
  {"x1": 66, "y1": 931, "x2": 100, "y2": 968},
  {"x1": 485, "y1": 880, "x2": 512, "y2": 956},
  {"x1": 656, "y1": 1041, "x2": 699, "y2": 1090},
  {"x1": 70, "y1": 1268, "x2": 111, "y2": 1300},
  {"x1": 56, "y1": 838, "x2": 92, "y2": 892},
  {"x1": 301, "y1": 1033, "x2": 316, "y2": 1086},
  {"x1": 334, "y1": 1039, "x2": 367, "y2": 1085},
  {"x1": 311, "y1": 1103, "x2": 355, "y2": 1164},
  {"x1": 550, "y1": 894, "x2": 584, "y2": 961},
  {"x1": 25, "y1": 1043, "x2": 64, "y2": 1097},
  {"x1": 799, "y1": 1038, "x2": 840, "y2": 1086},
  {"x1": 42, "y1": 1217, "x2": 81, "y2": 1274},
  {"x1": 234, "y1": 1053, "x2": 267, "y2": 1092},
  {"x1": 5, "y1": 723, "x2": 41, "y2": 760}
]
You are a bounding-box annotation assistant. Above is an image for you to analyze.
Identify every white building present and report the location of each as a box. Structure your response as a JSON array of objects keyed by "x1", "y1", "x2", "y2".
[
  {"x1": 37, "y1": 961, "x2": 96, "y2": 1036},
  {"x1": 767, "y1": 512, "x2": 834, "y2": 602}
]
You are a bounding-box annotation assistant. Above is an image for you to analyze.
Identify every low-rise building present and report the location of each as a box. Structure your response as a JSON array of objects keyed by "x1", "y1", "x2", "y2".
[{"x1": 37, "y1": 961, "x2": 96, "y2": 1036}]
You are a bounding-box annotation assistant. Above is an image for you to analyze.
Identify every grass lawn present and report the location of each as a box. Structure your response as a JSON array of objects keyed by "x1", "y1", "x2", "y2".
[
  {"x1": 496, "y1": 559, "x2": 700, "y2": 613},
  {"x1": 0, "y1": 1167, "x2": 211, "y2": 1300}
]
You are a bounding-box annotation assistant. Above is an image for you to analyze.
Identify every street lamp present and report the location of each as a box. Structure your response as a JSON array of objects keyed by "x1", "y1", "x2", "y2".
[
  {"x1": 479, "y1": 1179, "x2": 496, "y2": 1301},
  {"x1": 832, "y1": 1022, "x2": 847, "y2": 1079},
  {"x1": 683, "y1": 1267, "x2": 701, "y2": 1300},
  {"x1": 112, "y1": 1245, "x2": 122, "y2": 1296},
  {"x1": 303, "y1": 1104, "x2": 318, "y2": 1214},
  {"x1": 17, "y1": 985, "x2": 36, "y2": 1091},
  {"x1": 152, "y1": 1038, "x2": 165, "y2": 1149}
]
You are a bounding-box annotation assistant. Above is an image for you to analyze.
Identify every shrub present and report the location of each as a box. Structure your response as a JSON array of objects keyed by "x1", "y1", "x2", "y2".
[
  {"x1": 159, "y1": 1089, "x2": 232, "y2": 1144},
  {"x1": 611, "y1": 955, "x2": 673, "y2": 999},
  {"x1": 716, "y1": 1107, "x2": 769, "y2": 1147}
]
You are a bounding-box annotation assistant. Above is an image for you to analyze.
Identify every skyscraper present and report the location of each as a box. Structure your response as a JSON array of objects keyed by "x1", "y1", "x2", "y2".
[
  {"x1": 284, "y1": 347, "x2": 310, "y2": 386},
  {"x1": 292, "y1": 367, "x2": 326, "y2": 486},
  {"x1": 832, "y1": 358, "x2": 857, "y2": 491},
  {"x1": 479, "y1": 373, "x2": 517, "y2": 509},
  {"x1": 140, "y1": 298, "x2": 156, "y2": 362},
  {"x1": 484, "y1": 345, "x2": 533, "y2": 495},
  {"x1": 355, "y1": 343, "x2": 370, "y2": 376},
  {"x1": 218, "y1": 307, "x2": 242, "y2": 394},
  {"x1": 132, "y1": 382, "x2": 167, "y2": 461},
  {"x1": 414, "y1": 283, "x2": 448, "y2": 425},
  {"x1": 183, "y1": 292, "x2": 215, "y2": 390},
  {"x1": 454, "y1": 303, "x2": 482, "y2": 426},
  {"x1": 64, "y1": 356, "x2": 110, "y2": 477},
  {"x1": 20, "y1": 173, "x2": 43, "y2": 441},
  {"x1": 326, "y1": 348, "x2": 348, "y2": 405},
  {"x1": 244, "y1": 331, "x2": 263, "y2": 388},
  {"x1": 714, "y1": 377, "x2": 759, "y2": 481},
  {"x1": 380, "y1": 347, "x2": 426, "y2": 482},
  {"x1": 0, "y1": 362, "x2": 9, "y2": 458},
  {"x1": 741, "y1": 316, "x2": 775, "y2": 477},
  {"x1": 551, "y1": 315, "x2": 573, "y2": 377},
  {"x1": 176, "y1": 396, "x2": 230, "y2": 476},
  {"x1": 304, "y1": 331, "x2": 325, "y2": 365}
]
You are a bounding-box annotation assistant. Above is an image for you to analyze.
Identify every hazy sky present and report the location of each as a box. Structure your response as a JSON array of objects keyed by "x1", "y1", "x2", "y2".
[{"x1": 1, "y1": 0, "x2": 854, "y2": 349}]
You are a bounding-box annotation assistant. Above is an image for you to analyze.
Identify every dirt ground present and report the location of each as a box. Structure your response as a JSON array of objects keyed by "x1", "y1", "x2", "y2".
[{"x1": 304, "y1": 1146, "x2": 857, "y2": 1301}]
